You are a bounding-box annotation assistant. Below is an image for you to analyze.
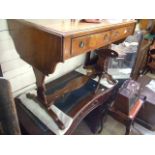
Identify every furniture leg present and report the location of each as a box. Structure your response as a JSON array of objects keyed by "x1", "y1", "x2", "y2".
[
  {"x1": 33, "y1": 67, "x2": 65, "y2": 130},
  {"x1": 33, "y1": 67, "x2": 47, "y2": 106},
  {"x1": 95, "y1": 49, "x2": 118, "y2": 85},
  {"x1": 84, "y1": 52, "x2": 91, "y2": 67},
  {"x1": 97, "y1": 110, "x2": 106, "y2": 134},
  {"x1": 48, "y1": 108, "x2": 65, "y2": 130},
  {"x1": 125, "y1": 126, "x2": 131, "y2": 135},
  {"x1": 104, "y1": 72, "x2": 117, "y2": 85},
  {"x1": 84, "y1": 49, "x2": 118, "y2": 93},
  {"x1": 125, "y1": 120, "x2": 133, "y2": 135},
  {"x1": 95, "y1": 74, "x2": 103, "y2": 93}
]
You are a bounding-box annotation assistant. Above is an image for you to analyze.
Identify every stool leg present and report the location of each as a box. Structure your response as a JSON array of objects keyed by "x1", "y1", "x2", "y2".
[
  {"x1": 97, "y1": 112, "x2": 106, "y2": 134},
  {"x1": 125, "y1": 120, "x2": 133, "y2": 135},
  {"x1": 125, "y1": 126, "x2": 131, "y2": 135}
]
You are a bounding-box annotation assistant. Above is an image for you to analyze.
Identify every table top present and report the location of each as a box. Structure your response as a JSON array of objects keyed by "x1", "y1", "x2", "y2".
[
  {"x1": 20, "y1": 19, "x2": 136, "y2": 36},
  {"x1": 8, "y1": 19, "x2": 136, "y2": 75}
]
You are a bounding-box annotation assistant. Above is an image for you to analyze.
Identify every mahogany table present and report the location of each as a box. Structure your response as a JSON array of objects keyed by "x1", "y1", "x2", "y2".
[{"x1": 8, "y1": 19, "x2": 136, "y2": 131}]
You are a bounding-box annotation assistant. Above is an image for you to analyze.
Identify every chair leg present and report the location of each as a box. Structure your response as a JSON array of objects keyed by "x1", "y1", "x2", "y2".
[
  {"x1": 97, "y1": 112, "x2": 108, "y2": 134},
  {"x1": 125, "y1": 120, "x2": 133, "y2": 135},
  {"x1": 125, "y1": 126, "x2": 131, "y2": 135},
  {"x1": 97, "y1": 117, "x2": 103, "y2": 134}
]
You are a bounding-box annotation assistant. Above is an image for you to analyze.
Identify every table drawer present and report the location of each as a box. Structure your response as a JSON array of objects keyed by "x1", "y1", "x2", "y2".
[
  {"x1": 71, "y1": 31, "x2": 110, "y2": 56},
  {"x1": 111, "y1": 25, "x2": 134, "y2": 42}
]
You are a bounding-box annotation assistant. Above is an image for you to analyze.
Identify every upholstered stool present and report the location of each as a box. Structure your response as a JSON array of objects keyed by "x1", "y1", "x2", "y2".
[
  {"x1": 109, "y1": 97, "x2": 145, "y2": 135},
  {"x1": 108, "y1": 79, "x2": 146, "y2": 135}
]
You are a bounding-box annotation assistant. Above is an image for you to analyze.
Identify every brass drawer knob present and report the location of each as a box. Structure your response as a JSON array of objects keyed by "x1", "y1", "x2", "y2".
[
  {"x1": 114, "y1": 31, "x2": 119, "y2": 37},
  {"x1": 103, "y1": 34, "x2": 109, "y2": 41},
  {"x1": 79, "y1": 41, "x2": 85, "y2": 48},
  {"x1": 124, "y1": 29, "x2": 127, "y2": 34}
]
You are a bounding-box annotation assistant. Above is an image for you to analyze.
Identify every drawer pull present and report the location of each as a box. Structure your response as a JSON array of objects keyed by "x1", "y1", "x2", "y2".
[
  {"x1": 103, "y1": 34, "x2": 109, "y2": 41},
  {"x1": 79, "y1": 41, "x2": 85, "y2": 48},
  {"x1": 124, "y1": 29, "x2": 127, "y2": 34},
  {"x1": 114, "y1": 31, "x2": 119, "y2": 37}
]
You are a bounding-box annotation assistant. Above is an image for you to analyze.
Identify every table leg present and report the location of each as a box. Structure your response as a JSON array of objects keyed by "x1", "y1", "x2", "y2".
[
  {"x1": 33, "y1": 67, "x2": 65, "y2": 130},
  {"x1": 84, "y1": 52, "x2": 91, "y2": 67},
  {"x1": 95, "y1": 49, "x2": 117, "y2": 90},
  {"x1": 33, "y1": 67, "x2": 47, "y2": 106}
]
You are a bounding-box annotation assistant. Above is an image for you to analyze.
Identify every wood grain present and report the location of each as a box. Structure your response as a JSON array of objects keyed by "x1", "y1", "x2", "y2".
[
  {"x1": 8, "y1": 19, "x2": 136, "y2": 75},
  {"x1": 7, "y1": 20, "x2": 63, "y2": 75},
  {"x1": 71, "y1": 31, "x2": 110, "y2": 56},
  {"x1": 46, "y1": 75, "x2": 89, "y2": 106}
]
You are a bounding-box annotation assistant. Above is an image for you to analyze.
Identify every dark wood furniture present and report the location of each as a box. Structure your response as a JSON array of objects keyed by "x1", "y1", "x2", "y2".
[
  {"x1": 0, "y1": 78, "x2": 21, "y2": 134},
  {"x1": 131, "y1": 37, "x2": 153, "y2": 80},
  {"x1": 0, "y1": 64, "x2": 2, "y2": 77},
  {"x1": 8, "y1": 19, "x2": 136, "y2": 132},
  {"x1": 109, "y1": 79, "x2": 145, "y2": 134},
  {"x1": 109, "y1": 99, "x2": 144, "y2": 135},
  {"x1": 136, "y1": 75, "x2": 155, "y2": 131},
  {"x1": 15, "y1": 71, "x2": 115, "y2": 135},
  {"x1": 142, "y1": 48, "x2": 155, "y2": 74},
  {"x1": 8, "y1": 19, "x2": 136, "y2": 74}
]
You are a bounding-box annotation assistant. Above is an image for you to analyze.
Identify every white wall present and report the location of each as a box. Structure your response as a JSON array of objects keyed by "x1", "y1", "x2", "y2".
[{"x1": 0, "y1": 19, "x2": 86, "y2": 96}]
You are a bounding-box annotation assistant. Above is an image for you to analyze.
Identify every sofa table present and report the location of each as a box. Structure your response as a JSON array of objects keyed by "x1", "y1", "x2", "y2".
[{"x1": 8, "y1": 19, "x2": 136, "y2": 131}]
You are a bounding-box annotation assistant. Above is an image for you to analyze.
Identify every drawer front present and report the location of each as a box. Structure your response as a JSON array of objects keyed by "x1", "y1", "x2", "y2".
[
  {"x1": 111, "y1": 25, "x2": 134, "y2": 42},
  {"x1": 71, "y1": 31, "x2": 110, "y2": 56}
]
